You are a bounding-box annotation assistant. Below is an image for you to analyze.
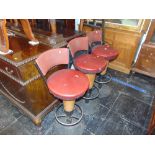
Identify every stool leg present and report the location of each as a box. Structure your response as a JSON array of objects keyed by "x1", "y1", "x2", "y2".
[
  {"x1": 55, "y1": 100, "x2": 83, "y2": 126},
  {"x1": 63, "y1": 100, "x2": 75, "y2": 123},
  {"x1": 63, "y1": 100, "x2": 75, "y2": 112},
  {"x1": 101, "y1": 62, "x2": 108, "y2": 75},
  {"x1": 83, "y1": 74, "x2": 99, "y2": 101},
  {"x1": 86, "y1": 74, "x2": 96, "y2": 89},
  {"x1": 95, "y1": 61, "x2": 112, "y2": 84}
]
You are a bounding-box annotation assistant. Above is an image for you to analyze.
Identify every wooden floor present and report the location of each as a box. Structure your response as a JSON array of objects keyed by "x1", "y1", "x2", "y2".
[{"x1": 0, "y1": 69, "x2": 154, "y2": 135}]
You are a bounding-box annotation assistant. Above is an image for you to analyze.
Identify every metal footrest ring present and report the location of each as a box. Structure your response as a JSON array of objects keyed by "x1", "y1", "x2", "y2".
[
  {"x1": 95, "y1": 72, "x2": 112, "y2": 84},
  {"x1": 55, "y1": 104, "x2": 83, "y2": 126},
  {"x1": 83, "y1": 85, "x2": 99, "y2": 100}
]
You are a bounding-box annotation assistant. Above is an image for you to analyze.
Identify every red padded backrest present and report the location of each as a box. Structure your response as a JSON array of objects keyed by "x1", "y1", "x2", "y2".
[
  {"x1": 87, "y1": 30, "x2": 102, "y2": 45},
  {"x1": 67, "y1": 37, "x2": 88, "y2": 57},
  {"x1": 36, "y1": 48, "x2": 69, "y2": 76}
]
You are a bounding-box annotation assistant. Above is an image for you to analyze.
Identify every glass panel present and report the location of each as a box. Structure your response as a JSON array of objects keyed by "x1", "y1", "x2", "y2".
[
  {"x1": 105, "y1": 19, "x2": 140, "y2": 27},
  {"x1": 150, "y1": 30, "x2": 155, "y2": 43},
  {"x1": 84, "y1": 19, "x2": 140, "y2": 27},
  {"x1": 84, "y1": 19, "x2": 102, "y2": 27}
]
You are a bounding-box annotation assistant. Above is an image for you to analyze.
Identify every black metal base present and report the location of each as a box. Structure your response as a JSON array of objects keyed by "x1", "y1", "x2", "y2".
[
  {"x1": 55, "y1": 104, "x2": 83, "y2": 126},
  {"x1": 83, "y1": 85, "x2": 99, "y2": 100},
  {"x1": 95, "y1": 72, "x2": 112, "y2": 84}
]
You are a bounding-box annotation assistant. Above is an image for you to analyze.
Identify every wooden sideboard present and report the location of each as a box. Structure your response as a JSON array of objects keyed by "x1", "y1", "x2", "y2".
[
  {"x1": 0, "y1": 35, "x2": 61, "y2": 125},
  {"x1": 132, "y1": 19, "x2": 155, "y2": 78},
  {"x1": 81, "y1": 20, "x2": 150, "y2": 74}
]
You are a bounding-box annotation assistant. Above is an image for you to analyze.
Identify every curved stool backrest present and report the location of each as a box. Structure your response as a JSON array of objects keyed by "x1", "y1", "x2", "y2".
[
  {"x1": 87, "y1": 30, "x2": 102, "y2": 45},
  {"x1": 35, "y1": 48, "x2": 69, "y2": 76},
  {"x1": 67, "y1": 37, "x2": 89, "y2": 57}
]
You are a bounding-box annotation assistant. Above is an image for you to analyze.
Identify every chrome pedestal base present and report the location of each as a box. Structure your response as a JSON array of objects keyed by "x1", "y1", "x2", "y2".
[
  {"x1": 83, "y1": 85, "x2": 99, "y2": 100},
  {"x1": 55, "y1": 104, "x2": 83, "y2": 126},
  {"x1": 95, "y1": 72, "x2": 112, "y2": 84}
]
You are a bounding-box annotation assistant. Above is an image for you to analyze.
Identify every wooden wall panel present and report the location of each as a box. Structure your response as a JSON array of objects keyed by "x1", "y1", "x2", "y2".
[{"x1": 106, "y1": 29, "x2": 141, "y2": 74}]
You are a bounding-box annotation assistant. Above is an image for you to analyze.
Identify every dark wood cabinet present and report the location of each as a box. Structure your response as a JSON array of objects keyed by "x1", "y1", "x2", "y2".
[
  {"x1": 132, "y1": 19, "x2": 155, "y2": 78},
  {"x1": 0, "y1": 35, "x2": 59, "y2": 125}
]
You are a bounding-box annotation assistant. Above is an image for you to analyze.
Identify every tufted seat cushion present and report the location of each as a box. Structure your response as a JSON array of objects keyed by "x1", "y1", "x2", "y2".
[
  {"x1": 47, "y1": 69, "x2": 89, "y2": 100},
  {"x1": 74, "y1": 54, "x2": 108, "y2": 74},
  {"x1": 92, "y1": 45, "x2": 118, "y2": 61}
]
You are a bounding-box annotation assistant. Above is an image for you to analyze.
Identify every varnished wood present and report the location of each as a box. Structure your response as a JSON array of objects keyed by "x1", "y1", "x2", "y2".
[
  {"x1": 132, "y1": 20, "x2": 155, "y2": 78},
  {"x1": 0, "y1": 35, "x2": 63, "y2": 125},
  {"x1": 0, "y1": 19, "x2": 9, "y2": 52},
  {"x1": 79, "y1": 19, "x2": 84, "y2": 31},
  {"x1": 145, "y1": 19, "x2": 155, "y2": 44},
  {"x1": 63, "y1": 100, "x2": 75, "y2": 112},
  {"x1": 49, "y1": 19, "x2": 57, "y2": 34},
  {"x1": 20, "y1": 19, "x2": 38, "y2": 42},
  {"x1": 132, "y1": 44, "x2": 155, "y2": 78},
  {"x1": 7, "y1": 21, "x2": 83, "y2": 47},
  {"x1": 86, "y1": 74, "x2": 96, "y2": 89}
]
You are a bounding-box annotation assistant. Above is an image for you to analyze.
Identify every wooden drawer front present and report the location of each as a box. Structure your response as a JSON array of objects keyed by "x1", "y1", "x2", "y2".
[
  {"x1": 19, "y1": 61, "x2": 39, "y2": 82},
  {"x1": 0, "y1": 59, "x2": 21, "y2": 80},
  {"x1": 141, "y1": 46, "x2": 155, "y2": 60}
]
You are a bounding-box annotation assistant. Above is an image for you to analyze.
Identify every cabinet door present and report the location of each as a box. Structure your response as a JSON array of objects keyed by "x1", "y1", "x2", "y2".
[
  {"x1": 108, "y1": 30, "x2": 140, "y2": 74},
  {"x1": 133, "y1": 44, "x2": 155, "y2": 77}
]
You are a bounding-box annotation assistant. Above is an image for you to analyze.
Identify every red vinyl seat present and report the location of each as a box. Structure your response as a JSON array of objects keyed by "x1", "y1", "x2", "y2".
[
  {"x1": 87, "y1": 30, "x2": 118, "y2": 61},
  {"x1": 74, "y1": 54, "x2": 107, "y2": 74},
  {"x1": 92, "y1": 45, "x2": 118, "y2": 61},
  {"x1": 47, "y1": 69, "x2": 89, "y2": 100},
  {"x1": 35, "y1": 48, "x2": 89, "y2": 126}
]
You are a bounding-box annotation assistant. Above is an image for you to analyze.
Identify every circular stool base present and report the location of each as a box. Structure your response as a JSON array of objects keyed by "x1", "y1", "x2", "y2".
[
  {"x1": 55, "y1": 104, "x2": 83, "y2": 126},
  {"x1": 83, "y1": 85, "x2": 99, "y2": 100},
  {"x1": 95, "y1": 72, "x2": 112, "y2": 84}
]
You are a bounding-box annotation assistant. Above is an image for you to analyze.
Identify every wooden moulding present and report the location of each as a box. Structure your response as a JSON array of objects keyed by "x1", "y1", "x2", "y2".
[
  {"x1": 63, "y1": 100, "x2": 75, "y2": 112},
  {"x1": 86, "y1": 74, "x2": 96, "y2": 89},
  {"x1": 49, "y1": 19, "x2": 57, "y2": 34}
]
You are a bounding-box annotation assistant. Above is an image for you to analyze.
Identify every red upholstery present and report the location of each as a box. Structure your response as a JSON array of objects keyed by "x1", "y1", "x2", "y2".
[
  {"x1": 87, "y1": 30, "x2": 119, "y2": 61},
  {"x1": 87, "y1": 30, "x2": 102, "y2": 45},
  {"x1": 67, "y1": 37, "x2": 88, "y2": 57},
  {"x1": 74, "y1": 54, "x2": 108, "y2": 74},
  {"x1": 92, "y1": 45, "x2": 119, "y2": 61},
  {"x1": 47, "y1": 69, "x2": 89, "y2": 100},
  {"x1": 36, "y1": 48, "x2": 69, "y2": 75}
]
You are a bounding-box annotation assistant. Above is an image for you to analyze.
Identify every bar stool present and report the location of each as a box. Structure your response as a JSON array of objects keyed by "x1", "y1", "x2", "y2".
[
  {"x1": 68, "y1": 37, "x2": 108, "y2": 101},
  {"x1": 87, "y1": 30, "x2": 118, "y2": 84},
  {"x1": 35, "y1": 48, "x2": 89, "y2": 126}
]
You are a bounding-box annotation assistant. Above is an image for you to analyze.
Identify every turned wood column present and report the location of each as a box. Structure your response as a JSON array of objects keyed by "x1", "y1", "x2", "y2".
[
  {"x1": 49, "y1": 19, "x2": 57, "y2": 34},
  {"x1": 0, "y1": 19, "x2": 9, "y2": 52},
  {"x1": 20, "y1": 19, "x2": 38, "y2": 42},
  {"x1": 79, "y1": 19, "x2": 84, "y2": 31}
]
